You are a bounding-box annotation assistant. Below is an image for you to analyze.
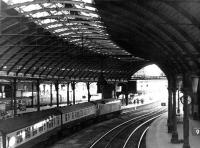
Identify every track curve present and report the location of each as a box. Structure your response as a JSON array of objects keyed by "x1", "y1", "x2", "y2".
[{"x1": 89, "y1": 107, "x2": 167, "y2": 148}]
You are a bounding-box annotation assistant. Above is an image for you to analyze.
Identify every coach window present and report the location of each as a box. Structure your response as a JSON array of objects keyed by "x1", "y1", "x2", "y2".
[
  {"x1": 57, "y1": 116, "x2": 60, "y2": 125},
  {"x1": 67, "y1": 113, "x2": 70, "y2": 121},
  {"x1": 16, "y1": 131, "x2": 23, "y2": 144},
  {"x1": 80, "y1": 110, "x2": 83, "y2": 116},
  {"x1": 7, "y1": 136, "x2": 16, "y2": 148},
  {"x1": 53, "y1": 118, "x2": 56, "y2": 126},
  {"x1": 65, "y1": 114, "x2": 68, "y2": 121},
  {"x1": 72, "y1": 112, "x2": 75, "y2": 119},
  {"x1": 75, "y1": 111, "x2": 78, "y2": 118},
  {"x1": 49, "y1": 119, "x2": 53, "y2": 128},
  {"x1": 77, "y1": 111, "x2": 80, "y2": 118},
  {"x1": 89, "y1": 107, "x2": 92, "y2": 114},
  {"x1": 39, "y1": 125, "x2": 43, "y2": 133},
  {"x1": 25, "y1": 127, "x2": 31, "y2": 139},
  {"x1": 32, "y1": 126, "x2": 37, "y2": 136},
  {"x1": 47, "y1": 120, "x2": 51, "y2": 128},
  {"x1": 43, "y1": 122, "x2": 46, "y2": 131},
  {"x1": 68, "y1": 113, "x2": 71, "y2": 120},
  {"x1": 83, "y1": 109, "x2": 86, "y2": 115}
]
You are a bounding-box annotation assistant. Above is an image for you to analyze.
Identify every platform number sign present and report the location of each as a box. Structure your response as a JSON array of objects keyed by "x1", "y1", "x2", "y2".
[{"x1": 192, "y1": 127, "x2": 200, "y2": 136}]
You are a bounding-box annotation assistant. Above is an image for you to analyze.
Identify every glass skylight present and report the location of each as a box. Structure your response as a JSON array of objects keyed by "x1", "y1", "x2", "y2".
[
  {"x1": 3, "y1": 0, "x2": 34, "y2": 5},
  {"x1": 47, "y1": 24, "x2": 62, "y2": 29},
  {"x1": 85, "y1": 6, "x2": 96, "y2": 11},
  {"x1": 31, "y1": 11, "x2": 49, "y2": 18},
  {"x1": 39, "y1": 19, "x2": 57, "y2": 24},
  {"x1": 20, "y1": 4, "x2": 41, "y2": 12},
  {"x1": 3, "y1": 0, "x2": 132, "y2": 56}
]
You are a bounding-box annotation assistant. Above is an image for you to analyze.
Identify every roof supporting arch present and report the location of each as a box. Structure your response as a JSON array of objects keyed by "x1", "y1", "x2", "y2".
[{"x1": 0, "y1": 0, "x2": 199, "y2": 82}]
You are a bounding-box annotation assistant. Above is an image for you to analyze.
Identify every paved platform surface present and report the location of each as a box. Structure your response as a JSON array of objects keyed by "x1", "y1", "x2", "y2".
[
  {"x1": 146, "y1": 113, "x2": 200, "y2": 148},
  {"x1": 121, "y1": 100, "x2": 160, "y2": 111}
]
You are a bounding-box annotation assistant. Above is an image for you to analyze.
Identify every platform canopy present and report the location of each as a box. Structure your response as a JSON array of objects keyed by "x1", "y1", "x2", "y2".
[
  {"x1": 0, "y1": 0, "x2": 200, "y2": 81},
  {"x1": 94, "y1": 0, "x2": 200, "y2": 77},
  {"x1": 0, "y1": 0, "x2": 148, "y2": 81}
]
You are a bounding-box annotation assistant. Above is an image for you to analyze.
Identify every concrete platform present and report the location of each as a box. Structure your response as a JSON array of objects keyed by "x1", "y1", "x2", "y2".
[{"x1": 146, "y1": 113, "x2": 200, "y2": 148}]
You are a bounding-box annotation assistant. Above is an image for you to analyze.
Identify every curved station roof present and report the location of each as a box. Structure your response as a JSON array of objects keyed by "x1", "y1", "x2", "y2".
[
  {"x1": 94, "y1": 0, "x2": 200, "y2": 77},
  {"x1": 0, "y1": 0, "x2": 200, "y2": 81}
]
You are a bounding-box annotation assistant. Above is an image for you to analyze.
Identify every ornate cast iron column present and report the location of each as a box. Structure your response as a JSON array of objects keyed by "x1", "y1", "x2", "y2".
[
  {"x1": 183, "y1": 74, "x2": 191, "y2": 148},
  {"x1": 171, "y1": 79, "x2": 179, "y2": 143},
  {"x1": 168, "y1": 80, "x2": 173, "y2": 133}
]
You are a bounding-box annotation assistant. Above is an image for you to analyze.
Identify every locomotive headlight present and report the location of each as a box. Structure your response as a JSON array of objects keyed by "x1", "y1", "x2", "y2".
[{"x1": 9, "y1": 136, "x2": 16, "y2": 147}]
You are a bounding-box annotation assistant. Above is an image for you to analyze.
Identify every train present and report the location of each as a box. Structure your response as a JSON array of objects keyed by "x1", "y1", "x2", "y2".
[{"x1": 0, "y1": 99, "x2": 121, "y2": 148}]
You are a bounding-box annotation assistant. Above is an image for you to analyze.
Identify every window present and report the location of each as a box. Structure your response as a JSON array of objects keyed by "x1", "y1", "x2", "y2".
[
  {"x1": 25, "y1": 127, "x2": 31, "y2": 139},
  {"x1": 72, "y1": 112, "x2": 75, "y2": 119},
  {"x1": 75, "y1": 111, "x2": 78, "y2": 118},
  {"x1": 65, "y1": 114, "x2": 68, "y2": 121},
  {"x1": 81, "y1": 110, "x2": 83, "y2": 116},
  {"x1": 39, "y1": 126, "x2": 43, "y2": 133},
  {"x1": 53, "y1": 118, "x2": 56, "y2": 126},
  {"x1": 67, "y1": 113, "x2": 71, "y2": 121},
  {"x1": 84, "y1": 109, "x2": 87, "y2": 115},
  {"x1": 77, "y1": 111, "x2": 80, "y2": 118},
  {"x1": 2, "y1": 0, "x2": 127, "y2": 56},
  {"x1": 32, "y1": 127, "x2": 37, "y2": 136},
  {"x1": 16, "y1": 131, "x2": 23, "y2": 144},
  {"x1": 57, "y1": 116, "x2": 60, "y2": 125}
]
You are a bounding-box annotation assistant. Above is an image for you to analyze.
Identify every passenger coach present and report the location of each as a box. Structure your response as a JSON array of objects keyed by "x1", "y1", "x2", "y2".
[{"x1": 0, "y1": 100, "x2": 121, "y2": 148}]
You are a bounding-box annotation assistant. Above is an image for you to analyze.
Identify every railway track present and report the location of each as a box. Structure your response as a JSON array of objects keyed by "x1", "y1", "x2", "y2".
[{"x1": 89, "y1": 107, "x2": 167, "y2": 148}]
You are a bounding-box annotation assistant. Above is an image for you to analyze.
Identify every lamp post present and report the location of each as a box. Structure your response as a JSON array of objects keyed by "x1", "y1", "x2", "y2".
[
  {"x1": 55, "y1": 80, "x2": 59, "y2": 107},
  {"x1": 12, "y1": 78, "x2": 17, "y2": 116},
  {"x1": 71, "y1": 82, "x2": 76, "y2": 105},
  {"x1": 50, "y1": 83, "x2": 53, "y2": 106},
  {"x1": 36, "y1": 79, "x2": 40, "y2": 111},
  {"x1": 67, "y1": 82, "x2": 70, "y2": 105},
  {"x1": 176, "y1": 75, "x2": 183, "y2": 114},
  {"x1": 31, "y1": 82, "x2": 34, "y2": 107},
  {"x1": 86, "y1": 82, "x2": 91, "y2": 102}
]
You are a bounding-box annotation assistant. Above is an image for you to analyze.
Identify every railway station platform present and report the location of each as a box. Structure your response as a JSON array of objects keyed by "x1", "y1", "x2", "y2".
[
  {"x1": 121, "y1": 100, "x2": 161, "y2": 114},
  {"x1": 146, "y1": 113, "x2": 200, "y2": 148}
]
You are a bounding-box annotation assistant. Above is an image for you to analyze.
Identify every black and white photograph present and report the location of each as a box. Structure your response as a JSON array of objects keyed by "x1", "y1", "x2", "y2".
[{"x1": 0, "y1": 0, "x2": 199, "y2": 148}]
